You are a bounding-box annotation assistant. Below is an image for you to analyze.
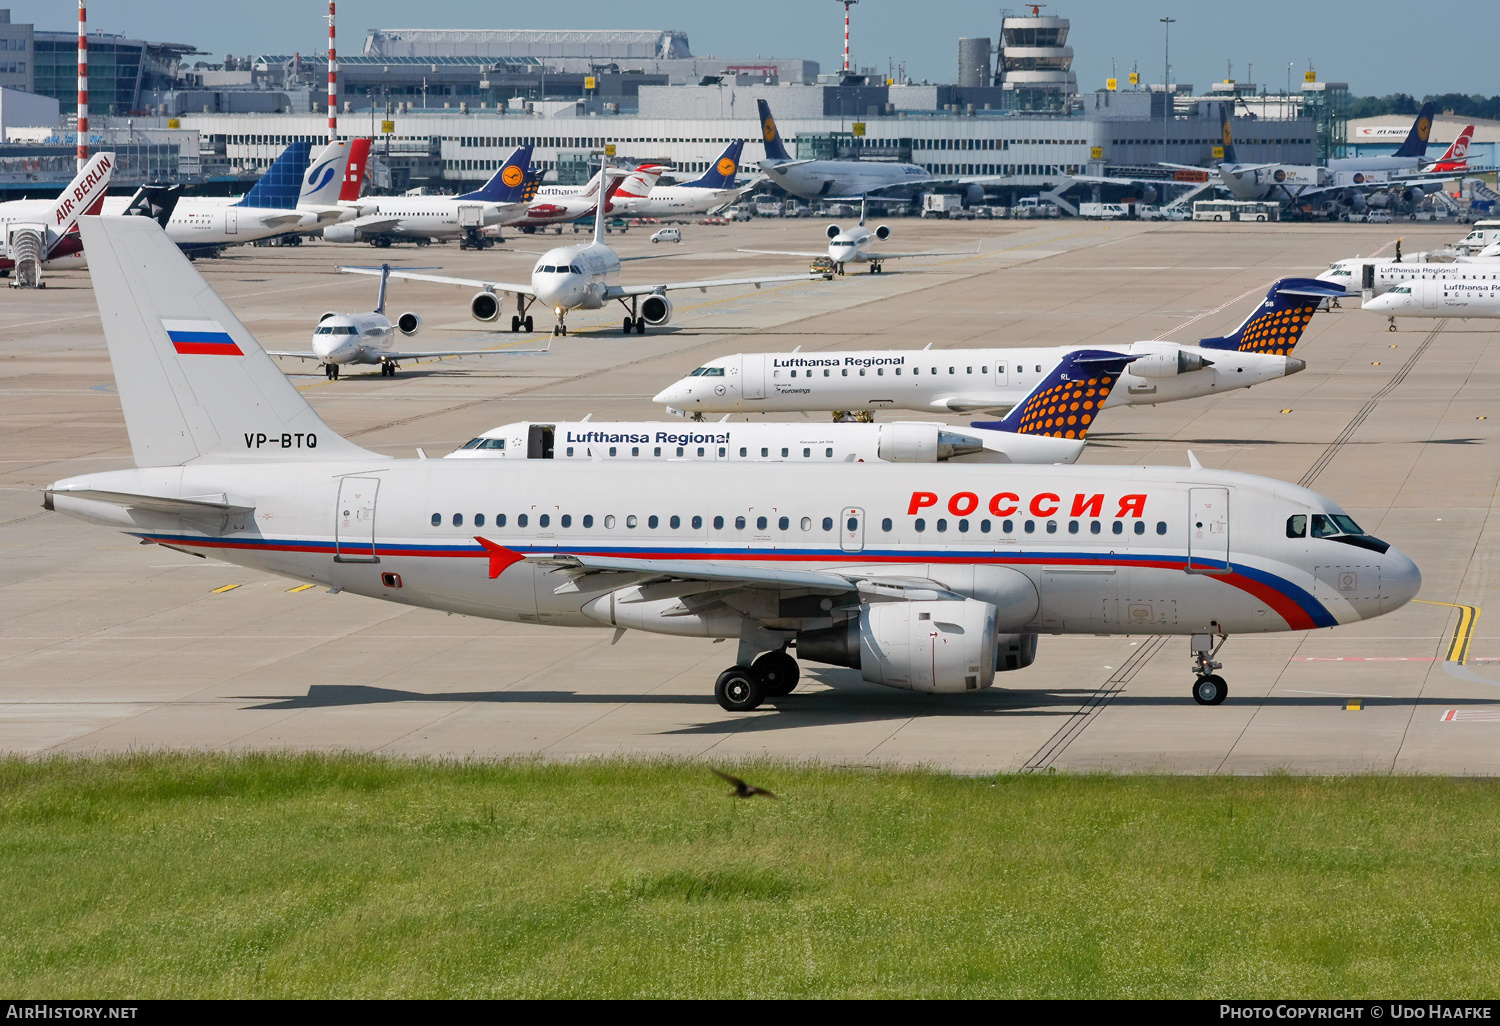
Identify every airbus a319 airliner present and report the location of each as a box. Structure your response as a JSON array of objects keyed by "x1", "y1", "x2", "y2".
[{"x1": 46, "y1": 217, "x2": 1420, "y2": 712}]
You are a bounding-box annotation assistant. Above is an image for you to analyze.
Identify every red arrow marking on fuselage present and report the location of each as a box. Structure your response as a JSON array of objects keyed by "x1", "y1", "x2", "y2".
[{"x1": 474, "y1": 536, "x2": 526, "y2": 578}]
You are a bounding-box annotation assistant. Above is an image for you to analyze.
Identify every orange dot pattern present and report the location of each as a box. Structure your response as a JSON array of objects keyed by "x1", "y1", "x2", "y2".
[
  {"x1": 1012, "y1": 374, "x2": 1116, "y2": 438},
  {"x1": 1235, "y1": 300, "x2": 1316, "y2": 356}
]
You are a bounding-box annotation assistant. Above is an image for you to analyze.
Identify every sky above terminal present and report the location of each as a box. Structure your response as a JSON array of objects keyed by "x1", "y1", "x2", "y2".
[{"x1": 12, "y1": 0, "x2": 1493, "y2": 100}]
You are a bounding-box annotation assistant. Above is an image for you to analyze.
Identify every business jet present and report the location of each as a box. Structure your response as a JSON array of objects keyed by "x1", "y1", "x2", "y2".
[
  {"x1": 355, "y1": 195, "x2": 817, "y2": 336},
  {"x1": 610, "y1": 141, "x2": 754, "y2": 218},
  {"x1": 264, "y1": 263, "x2": 547, "y2": 379},
  {"x1": 450, "y1": 350, "x2": 1138, "y2": 466},
  {"x1": 45, "y1": 214, "x2": 1421, "y2": 711},
  {"x1": 1363, "y1": 275, "x2": 1500, "y2": 328},
  {"x1": 655, "y1": 278, "x2": 1343, "y2": 417},
  {"x1": 325, "y1": 145, "x2": 537, "y2": 248},
  {"x1": 739, "y1": 197, "x2": 979, "y2": 274},
  {"x1": 0, "y1": 151, "x2": 114, "y2": 284},
  {"x1": 757, "y1": 100, "x2": 996, "y2": 202}
]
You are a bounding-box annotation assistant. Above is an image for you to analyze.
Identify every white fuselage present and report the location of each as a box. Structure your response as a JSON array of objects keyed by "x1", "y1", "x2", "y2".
[
  {"x1": 760, "y1": 159, "x2": 933, "y2": 201},
  {"x1": 1364, "y1": 278, "x2": 1500, "y2": 318},
  {"x1": 330, "y1": 196, "x2": 519, "y2": 242},
  {"x1": 1318, "y1": 258, "x2": 1500, "y2": 297},
  {"x1": 617, "y1": 184, "x2": 746, "y2": 218},
  {"x1": 653, "y1": 344, "x2": 1302, "y2": 417},
  {"x1": 99, "y1": 195, "x2": 309, "y2": 248},
  {"x1": 528, "y1": 239, "x2": 622, "y2": 312},
  {"x1": 46, "y1": 459, "x2": 1420, "y2": 644},
  {"x1": 310, "y1": 312, "x2": 400, "y2": 365},
  {"x1": 446, "y1": 420, "x2": 1086, "y2": 465},
  {"x1": 828, "y1": 225, "x2": 883, "y2": 265}
]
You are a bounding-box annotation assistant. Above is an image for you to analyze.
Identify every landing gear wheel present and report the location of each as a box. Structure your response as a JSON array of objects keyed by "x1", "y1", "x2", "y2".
[
  {"x1": 715, "y1": 666, "x2": 764, "y2": 712},
  {"x1": 511, "y1": 316, "x2": 521, "y2": 333},
  {"x1": 324, "y1": 363, "x2": 339, "y2": 380},
  {"x1": 381, "y1": 361, "x2": 397, "y2": 377},
  {"x1": 622, "y1": 317, "x2": 634, "y2": 334},
  {"x1": 635, "y1": 318, "x2": 646, "y2": 334},
  {"x1": 1192, "y1": 675, "x2": 1228, "y2": 706},
  {"x1": 1387, "y1": 317, "x2": 1397, "y2": 332},
  {"x1": 523, "y1": 316, "x2": 534, "y2": 332},
  {"x1": 753, "y1": 651, "x2": 799, "y2": 696}
]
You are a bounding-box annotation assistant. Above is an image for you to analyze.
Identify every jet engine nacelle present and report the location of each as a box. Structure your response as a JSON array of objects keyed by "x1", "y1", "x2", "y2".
[
  {"x1": 396, "y1": 312, "x2": 421, "y2": 336},
  {"x1": 1126, "y1": 341, "x2": 1212, "y2": 378},
  {"x1": 994, "y1": 633, "x2": 1039, "y2": 672},
  {"x1": 964, "y1": 183, "x2": 985, "y2": 206},
  {"x1": 826, "y1": 223, "x2": 841, "y2": 240},
  {"x1": 876, "y1": 422, "x2": 986, "y2": 462},
  {"x1": 875, "y1": 224, "x2": 891, "y2": 241},
  {"x1": 641, "y1": 294, "x2": 673, "y2": 326},
  {"x1": 796, "y1": 599, "x2": 998, "y2": 693},
  {"x1": 470, "y1": 291, "x2": 500, "y2": 322},
  {"x1": 318, "y1": 311, "x2": 340, "y2": 324},
  {"x1": 322, "y1": 224, "x2": 357, "y2": 244}
]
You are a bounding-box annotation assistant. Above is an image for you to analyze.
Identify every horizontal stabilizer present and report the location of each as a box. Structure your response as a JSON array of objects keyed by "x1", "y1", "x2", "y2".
[
  {"x1": 976, "y1": 350, "x2": 1138, "y2": 438},
  {"x1": 44, "y1": 488, "x2": 254, "y2": 516}
]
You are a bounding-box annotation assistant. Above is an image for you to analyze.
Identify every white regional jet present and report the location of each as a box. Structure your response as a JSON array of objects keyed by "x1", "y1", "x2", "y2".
[
  {"x1": 1363, "y1": 276, "x2": 1500, "y2": 326},
  {"x1": 610, "y1": 141, "x2": 754, "y2": 218},
  {"x1": 46, "y1": 215, "x2": 1421, "y2": 711},
  {"x1": 655, "y1": 278, "x2": 1343, "y2": 417},
  {"x1": 448, "y1": 350, "x2": 1140, "y2": 466},
  {"x1": 358, "y1": 195, "x2": 818, "y2": 336},
  {"x1": 267, "y1": 264, "x2": 546, "y2": 379},
  {"x1": 738, "y1": 197, "x2": 980, "y2": 275},
  {"x1": 1317, "y1": 256, "x2": 1500, "y2": 298}
]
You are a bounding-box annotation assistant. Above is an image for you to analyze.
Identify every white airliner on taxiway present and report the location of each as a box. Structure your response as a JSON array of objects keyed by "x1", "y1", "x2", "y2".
[
  {"x1": 45, "y1": 215, "x2": 1420, "y2": 712},
  {"x1": 739, "y1": 198, "x2": 979, "y2": 274},
  {"x1": 358, "y1": 190, "x2": 818, "y2": 336},
  {"x1": 449, "y1": 350, "x2": 1140, "y2": 466},
  {"x1": 267, "y1": 264, "x2": 546, "y2": 379},
  {"x1": 654, "y1": 278, "x2": 1343, "y2": 417},
  {"x1": 1363, "y1": 276, "x2": 1500, "y2": 326},
  {"x1": 1318, "y1": 255, "x2": 1500, "y2": 298}
]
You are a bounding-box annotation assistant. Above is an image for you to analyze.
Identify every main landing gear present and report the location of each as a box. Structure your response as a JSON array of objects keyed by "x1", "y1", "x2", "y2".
[
  {"x1": 1190, "y1": 632, "x2": 1228, "y2": 705},
  {"x1": 380, "y1": 360, "x2": 398, "y2": 377},
  {"x1": 617, "y1": 296, "x2": 647, "y2": 335},
  {"x1": 868, "y1": 261, "x2": 884, "y2": 274},
  {"x1": 324, "y1": 363, "x2": 340, "y2": 380},
  {"x1": 510, "y1": 315, "x2": 534, "y2": 332},
  {"x1": 714, "y1": 648, "x2": 800, "y2": 712}
]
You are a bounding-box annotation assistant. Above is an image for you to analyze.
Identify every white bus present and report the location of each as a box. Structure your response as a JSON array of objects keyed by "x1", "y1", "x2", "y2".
[{"x1": 1193, "y1": 200, "x2": 1280, "y2": 222}]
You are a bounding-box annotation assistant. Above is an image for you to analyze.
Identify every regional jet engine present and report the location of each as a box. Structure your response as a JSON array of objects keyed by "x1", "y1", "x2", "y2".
[
  {"x1": 396, "y1": 312, "x2": 421, "y2": 336},
  {"x1": 875, "y1": 224, "x2": 891, "y2": 240}
]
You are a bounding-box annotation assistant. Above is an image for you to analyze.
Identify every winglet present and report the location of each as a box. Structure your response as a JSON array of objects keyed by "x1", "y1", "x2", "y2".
[
  {"x1": 974, "y1": 350, "x2": 1139, "y2": 439},
  {"x1": 474, "y1": 536, "x2": 526, "y2": 579},
  {"x1": 1198, "y1": 277, "x2": 1346, "y2": 355}
]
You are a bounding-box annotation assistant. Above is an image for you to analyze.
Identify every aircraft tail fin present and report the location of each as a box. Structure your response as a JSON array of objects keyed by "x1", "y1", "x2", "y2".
[
  {"x1": 1217, "y1": 102, "x2": 1239, "y2": 165},
  {"x1": 1430, "y1": 125, "x2": 1473, "y2": 171},
  {"x1": 76, "y1": 215, "x2": 383, "y2": 468},
  {"x1": 299, "y1": 139, "x2": 350, "y2": 206},
  {"x1": 974, "y1": 351, "x2": 1137, "y2": 438},
  {"x1": 757, "y1": 99, "x2": 792, "y2": 162},
  {"x1": 1198, "y1": 277, "x2": 1345, "y2": 356},
  {"x1": 1393, "y1": 102, "x2": 1436, "y2": 159},
  {"x1": 121, "y1": 184, "x2": 181, "y2": 228},
  {"x1": 339, "y1": 138, "x2": 372, "y2": 201},
  {"x1": 43, "y1": 151, "x2": 114, "y2": 254},
  {"x1": 612, "y1": 164, "x2": 665, "y2": 204},
  {"x1": 458, "y1": 144, "x2": 535, "y2": 202},
  {"x1": 687, "y1": 140, "x2": 744, "y2": 188},
  {"x1": 237, "y1": 141, "x2": 313, "y2": 209}
]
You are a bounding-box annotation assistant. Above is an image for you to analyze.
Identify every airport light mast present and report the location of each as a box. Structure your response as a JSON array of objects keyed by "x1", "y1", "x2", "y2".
[
  {"x1": 326, "y1": 2, "x2": 338, "y2": 141},
  {"x1": 836, "y1": 0, "x2": 858, "y2": 74}
]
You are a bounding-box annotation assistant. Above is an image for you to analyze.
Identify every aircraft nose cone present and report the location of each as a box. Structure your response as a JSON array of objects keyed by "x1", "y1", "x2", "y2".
[
  {"x1": 653, "y1": 382, "x2": 689, "y2": 405},
  {"x1": 1285, "y1": 357, "x2": 1307, "y2": 375},
  {"x1": 1382, "y1": 546, "x2": 1422, "y2": 615}
]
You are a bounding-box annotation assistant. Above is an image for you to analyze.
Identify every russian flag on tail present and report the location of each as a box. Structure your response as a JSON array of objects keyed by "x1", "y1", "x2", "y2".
[{"x1": 163, "y1": 318, "x2": 242, "y2": 356}]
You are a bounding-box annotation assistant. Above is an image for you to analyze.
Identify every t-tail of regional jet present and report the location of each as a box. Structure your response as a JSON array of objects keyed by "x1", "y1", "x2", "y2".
[
  {"x1": 979, "y1": 351, "x2": 1139, "y2": 438},
  {"x1": 1198, "y1": 278, "x2": 1346, "y2": 356}
]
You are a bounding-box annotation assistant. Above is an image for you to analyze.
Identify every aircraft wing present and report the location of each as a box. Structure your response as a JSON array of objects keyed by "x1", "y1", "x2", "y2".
[
  {"x1": 340, "y1": 267, "x2": 535, "y2": 297},
  {"x1": 265, "y1": 351, "x2": 322, "y2": 360},
  {"x1": 863, "y1": 244, "x2": 982, "y2": 260},
  {"x1": 735, "y1": 247, "x2": 826, "y2": 258},
  {"x1": 382, "y1": 345, "x2": 550, "y2": 359},
  {"x1": 342, "y1": 215, "x2": 403, "y2": 234},
  {"x1": 603, "y1": 273, "x2": 817, "y2": 299},
  {"x1": 490, "y1": 546, "x2": 968, "y2": 602}
]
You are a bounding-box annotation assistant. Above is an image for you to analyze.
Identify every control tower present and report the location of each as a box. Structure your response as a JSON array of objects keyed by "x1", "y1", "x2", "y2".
[{"x1": 995, "y1": 7, "x2": 1075, "y2": 110}]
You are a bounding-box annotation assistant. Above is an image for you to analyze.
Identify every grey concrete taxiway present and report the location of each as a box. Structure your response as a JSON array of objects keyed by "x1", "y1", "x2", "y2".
[{"x1": 1, "y1": 216, "x2": 1497, "y2": 773}]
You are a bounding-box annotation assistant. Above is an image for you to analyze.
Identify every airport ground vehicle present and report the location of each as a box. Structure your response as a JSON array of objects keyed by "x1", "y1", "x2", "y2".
[
  {"x1": 1194, "y1": 200, "x2": 1279, "y2": 222},
  {"x1": 651, "y1": 228, "x2": 681, "y2": 244},
  {"x1": 922, "y1": 194, "x2": 963, "y2": 218},
  {"x1": 47, "y1": 215, "x2": 1421, "y2": 713}
]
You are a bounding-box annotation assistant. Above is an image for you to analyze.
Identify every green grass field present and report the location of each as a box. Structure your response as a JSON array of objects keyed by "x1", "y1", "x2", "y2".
[{"x1": 0, "y1": 753, "x2": 1496, "y2": 998}]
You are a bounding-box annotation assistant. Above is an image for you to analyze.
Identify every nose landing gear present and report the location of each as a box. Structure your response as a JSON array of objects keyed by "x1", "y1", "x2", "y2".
[
  {"x1": 1190, "y1": 632, "x2": 1228, "y2": 705},
  {"x1": 1387, "y1": 316, "x2": 1398, "y2": 332},
  {"x1": 324, "y1": 363, "x2": 340, "y2": 380}
]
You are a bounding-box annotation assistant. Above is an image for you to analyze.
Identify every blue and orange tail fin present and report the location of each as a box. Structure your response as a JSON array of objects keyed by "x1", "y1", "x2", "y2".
[
  {"x1": 237, "y1": 141, "x2": 313, "y2": 209},
  {"x1": 1198, "y1": 277, "x2": 1345, "y2": 356},
  {"x1": 459, "y1": 144, "x2": 535, "y2": 203},
  {"x1": 973, "y1": 351, "x2": 1138, "y2": 439},
  {"x1": 687, "y1": 140, "x2": 744, "y2": 188},
  {"x1": 757, "y1": 99, "x2": 792, "y2": 163},
  {"x1": 1393, "y1": 102, "x2": 1436, "y2": 159},
  {"x1": 1217, "y1": 102, "x2": 1239, "y2": 165}
]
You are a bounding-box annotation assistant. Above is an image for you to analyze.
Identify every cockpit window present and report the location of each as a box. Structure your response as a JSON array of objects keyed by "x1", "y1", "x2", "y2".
[
  {"x1": 569, "y1": 264, "x2": 582, "y2": 274},
  {"x1": 1297, "y1": 512, "x2": 1390, "y2": 553},
  {"x1": 689, "y1": 366, "x2": 725, "y2": 377},
  {"x1": 1286, "y1": 514, "x2": 1306, "y2": 538},
  {"x1": 315, "y1": 325, "x2": 357, "y2": 335},
  {"x1": 1312, "y1": 513, "x2": 1364, "y2": 537},
  {"x1": 1388, "y1": 286, "x2": 1411, "y2": 294},
  {"x1": 459, "y1": 437, "x2": 505, "y2": 450}
]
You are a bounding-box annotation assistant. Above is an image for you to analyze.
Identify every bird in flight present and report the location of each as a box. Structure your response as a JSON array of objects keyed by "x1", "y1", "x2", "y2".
[{"x1": 712, "y1": 768, "x2": 777, "y2": 799}]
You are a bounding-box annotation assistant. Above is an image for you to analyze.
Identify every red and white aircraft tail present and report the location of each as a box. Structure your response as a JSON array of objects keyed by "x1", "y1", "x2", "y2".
[
  {"x1": 1429, "y1": 125, "x2": 1474, "y2": 173},
  {"x1": 44, "y1": 151, "x2": 114, "y2": 255},
  {"x1": 341, "y1": 138, "x2": 372, "y2": 201}
]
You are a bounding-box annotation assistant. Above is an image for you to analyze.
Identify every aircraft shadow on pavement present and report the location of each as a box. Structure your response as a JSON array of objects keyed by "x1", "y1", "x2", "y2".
[{"x1": 1088, "y1": 433, "x2": 1483, "y2": 448}]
